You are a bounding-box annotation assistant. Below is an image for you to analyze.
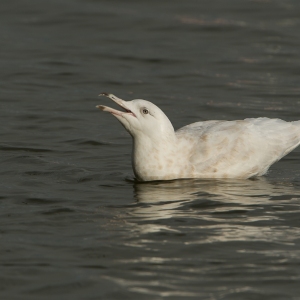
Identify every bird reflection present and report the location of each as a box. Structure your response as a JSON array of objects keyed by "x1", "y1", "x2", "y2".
[
  {"x1": 126, "y1": 178, "x2": 300, "y2": 245},
  {"x1": 130, "y1": 177, "x2": 300, "y2": 221}
]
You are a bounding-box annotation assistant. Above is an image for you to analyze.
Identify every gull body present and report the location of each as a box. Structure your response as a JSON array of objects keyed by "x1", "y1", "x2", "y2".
[{"x1": 97, "y1": 93, "x2": 300, "y2": 181}]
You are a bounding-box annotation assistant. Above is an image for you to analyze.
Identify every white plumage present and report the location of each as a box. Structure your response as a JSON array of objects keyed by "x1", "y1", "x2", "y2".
[{"x1": 97, "y1": 93, "x2": 300, "y2": 181}]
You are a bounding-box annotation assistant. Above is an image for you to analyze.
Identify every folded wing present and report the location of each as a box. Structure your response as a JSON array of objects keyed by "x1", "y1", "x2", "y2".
[{"x1": 176, "y1": 118, "x2": 300, "y2": 178}]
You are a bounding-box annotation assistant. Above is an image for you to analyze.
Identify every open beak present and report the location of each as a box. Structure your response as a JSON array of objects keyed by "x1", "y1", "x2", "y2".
[{"x1": 96, "y1": 93, "x2": 136, "y2": 118}]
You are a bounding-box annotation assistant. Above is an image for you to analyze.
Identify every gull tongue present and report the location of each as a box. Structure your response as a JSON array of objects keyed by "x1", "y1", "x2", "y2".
[
  {"x1": 96, "y1": 104, "x2": 124, "y2": 116},
  {"x1": 96, "y1": 93, "x2": 131, "y2": 116}
]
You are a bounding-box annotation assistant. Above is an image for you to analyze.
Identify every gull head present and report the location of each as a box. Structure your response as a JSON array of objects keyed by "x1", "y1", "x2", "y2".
[{"x1": 97, "y1": 93, "x2": 175, "y2": 141}]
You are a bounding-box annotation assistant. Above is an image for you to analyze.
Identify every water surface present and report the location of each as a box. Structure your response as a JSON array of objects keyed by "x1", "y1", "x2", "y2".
[{"x1": 1, "y1": 0, "x2": 300, "y2": 299}]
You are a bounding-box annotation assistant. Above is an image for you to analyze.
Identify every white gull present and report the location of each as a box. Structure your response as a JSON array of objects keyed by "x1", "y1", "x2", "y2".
[{"x1": 97, "y1": 93, "x2": 300, "y2": 181}]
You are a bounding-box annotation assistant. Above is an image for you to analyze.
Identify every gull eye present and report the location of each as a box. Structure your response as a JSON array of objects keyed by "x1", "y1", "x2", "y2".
[{"x1": 142, "y1": 108, "x2": 149, "y2": 115}]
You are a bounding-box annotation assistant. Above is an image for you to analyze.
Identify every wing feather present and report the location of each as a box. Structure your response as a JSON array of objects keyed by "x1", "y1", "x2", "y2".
[{"x1": 176, "y1": 118, "x2": 300, "y2": 178}]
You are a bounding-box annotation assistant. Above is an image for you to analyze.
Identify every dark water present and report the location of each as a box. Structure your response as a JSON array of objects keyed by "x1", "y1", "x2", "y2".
[{"x1": 1, "y1": 0, "x2": 300, "y2": 299}]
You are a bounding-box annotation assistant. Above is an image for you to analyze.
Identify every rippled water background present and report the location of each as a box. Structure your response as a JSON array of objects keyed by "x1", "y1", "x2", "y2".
[{"x1": 1, "y1": 0, "x2": 300, "y2": 299}]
